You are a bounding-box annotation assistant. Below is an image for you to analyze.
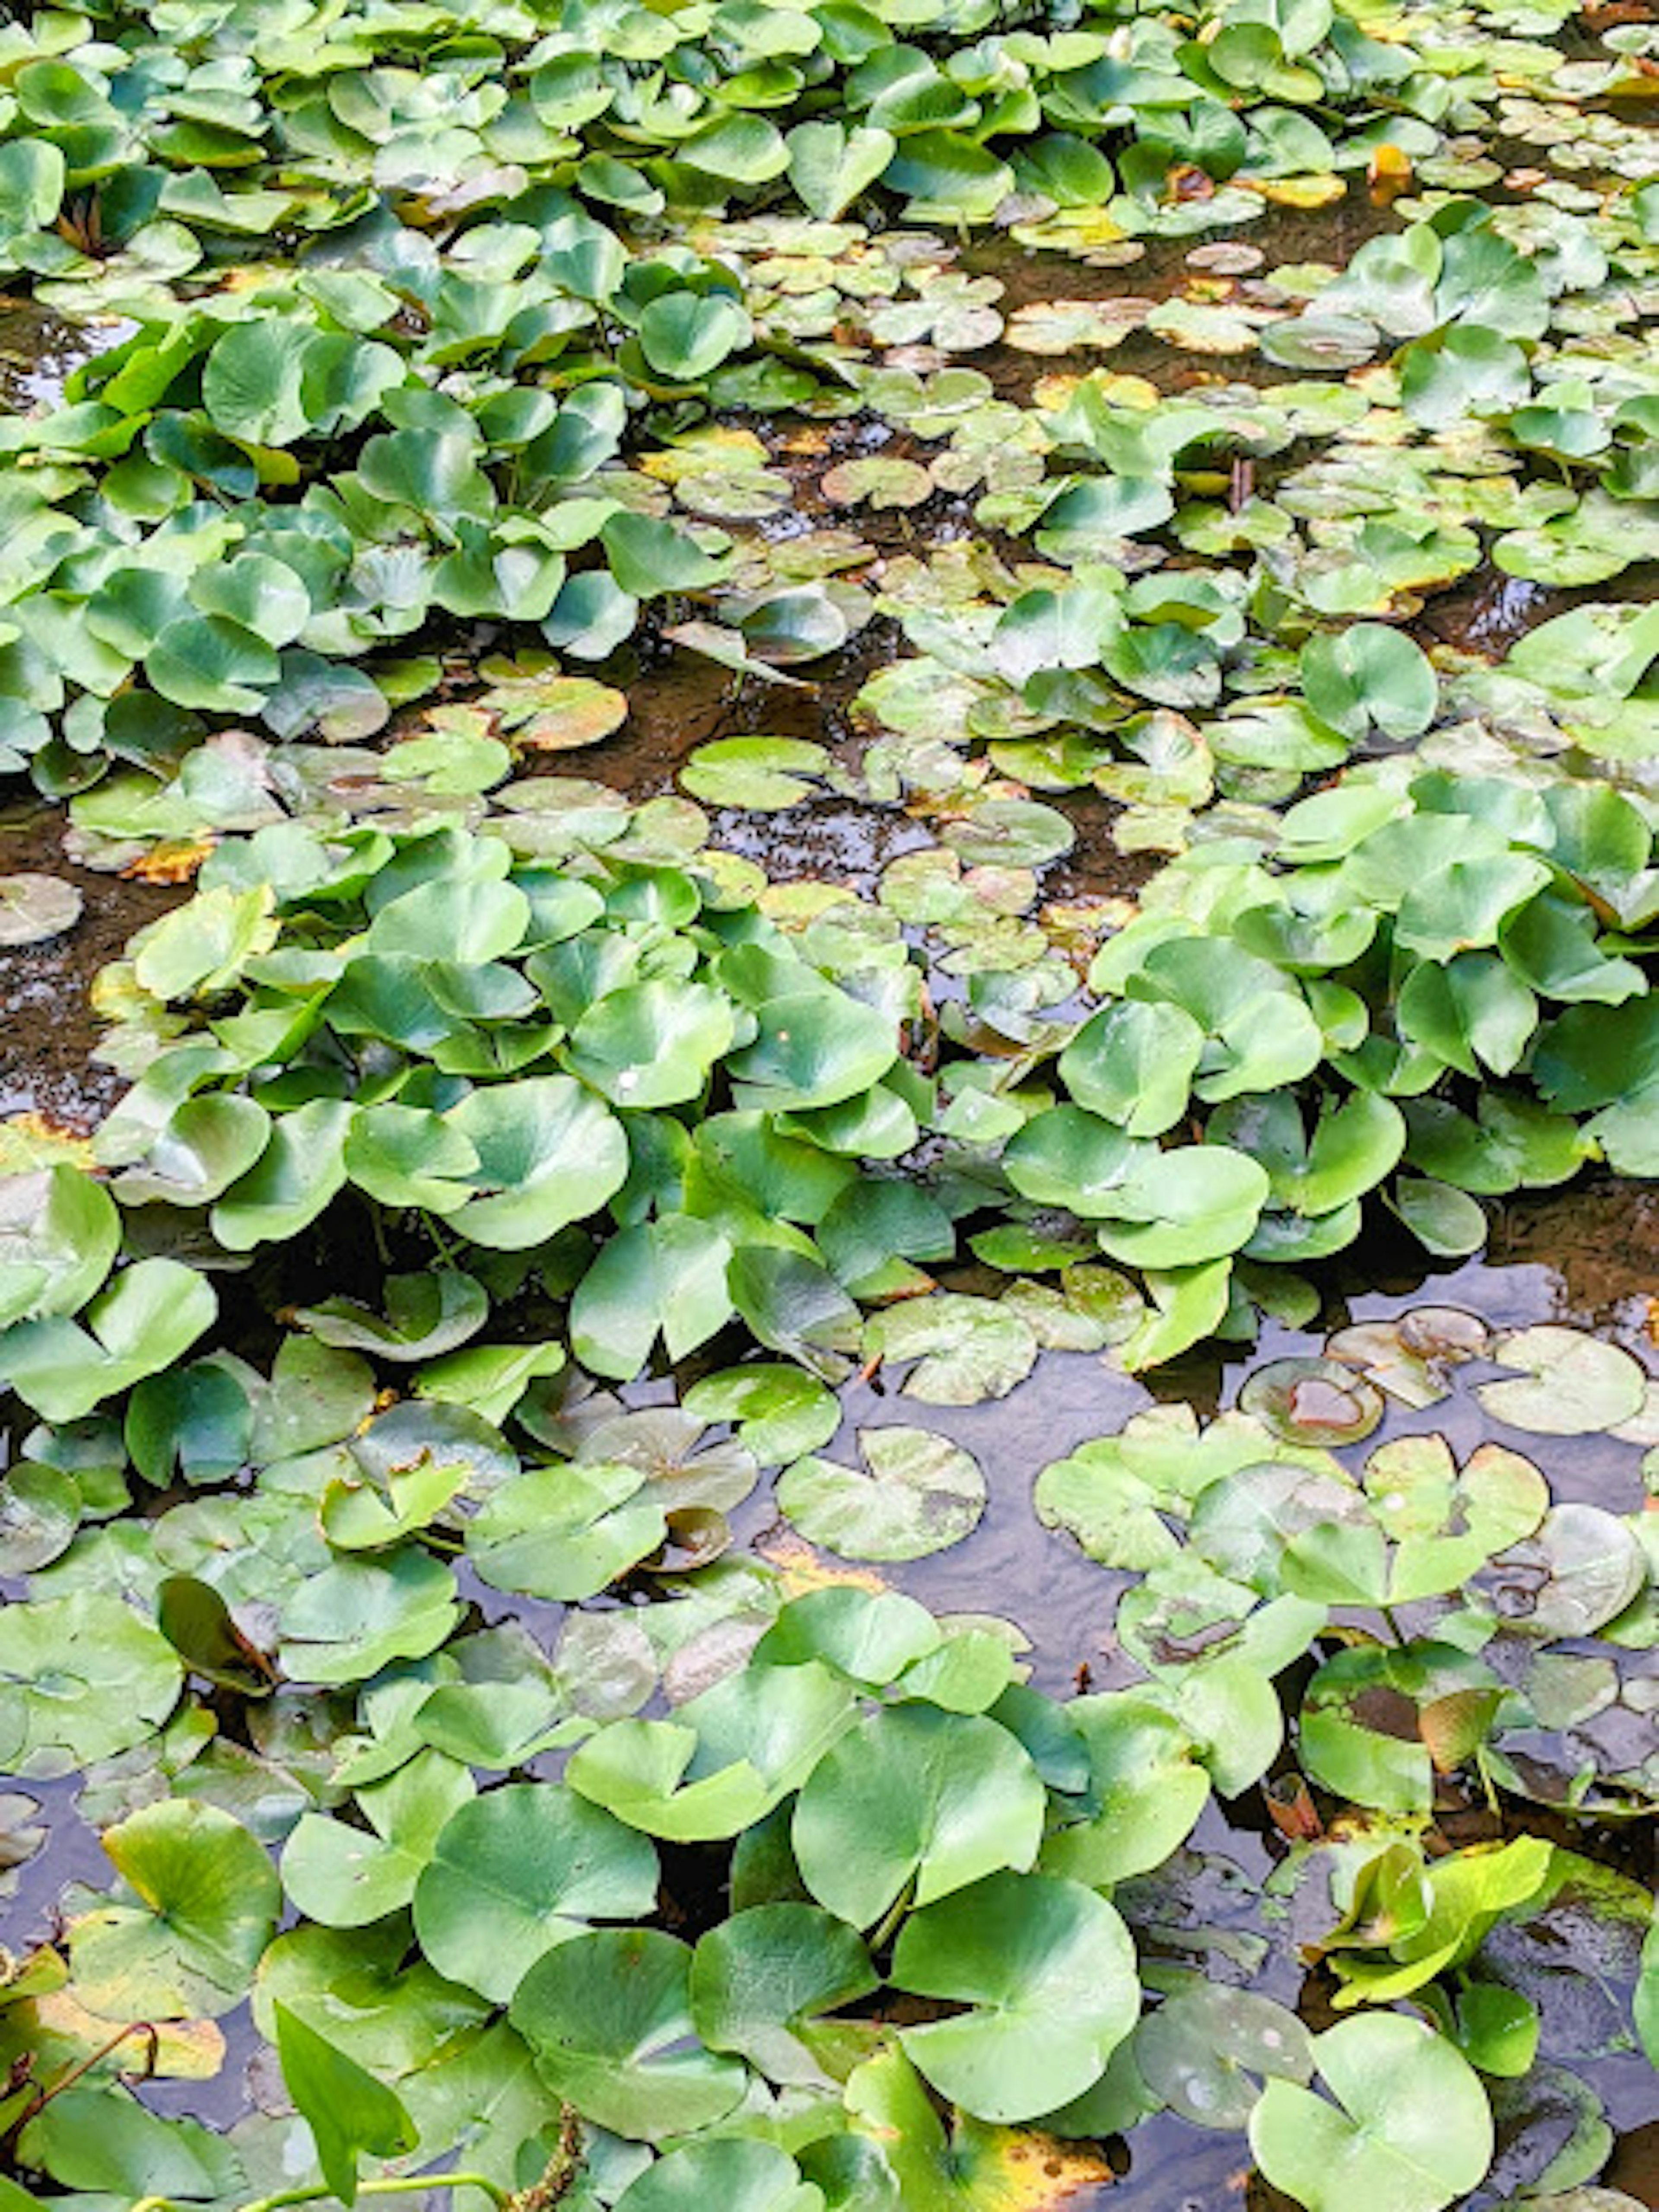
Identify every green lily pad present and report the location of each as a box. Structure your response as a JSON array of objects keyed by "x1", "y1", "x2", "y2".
[
  {"x1": 0, "y1": 1591, "x2": 183, "y2": 1779},
  {"x1": 892, "y1": 1870, "x2": 1138, "y2": 2123},
  {"x1": 413, "y1": 1783, "x2": 659, "y2": 2004},
  {"x1": 1249, "y1": 2013, "x2": 1493, "y2": 2212},
  {"x1": 793, "y1": 1703, "x2": 1044, "y2": 1931},
  {"x1": 510, "y1": 1928, "x2": 747, "y2": 2142},
  {"x1": 688, "y1": 1902, "x2": 877, "y2": 2085}
]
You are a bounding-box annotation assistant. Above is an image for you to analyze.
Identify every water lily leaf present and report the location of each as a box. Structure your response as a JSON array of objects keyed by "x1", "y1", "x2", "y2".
[
  {"x1": 1003, "y1": 1108, "x2": 1146, "y2": 1217},
  {"x1": 278, "y1": 1551, "x2": 460, "y2": 1687},
  {"x1": 212, "y1": 1097, "x2": 353, "y2": 1251},
  {"x1": 0, "y1": 1461, "x2": 81, "y2": 1575},
  {"x1": 0, "y1": 1258, "x2": 216, "y2": 1421},
  {"x1": 1391, "y1": 1176, "x2": 1488, "y2": 1258},
  {"x1": 295, "y1": 1272, "x2": 488, "y2": 1363},
  {"x1": 0, "y1": 1591, "x2": 183, "y2": 1779},
  {"x1": 602, "y1": 511, "x2": 728, "y2": 598},
  {"x1": 753, "y1": 1588, "x2": 939, "y2": 1690},
  {"x1": 70, "y1": 1800, "x2": 280, "y2": 2021},
  {"x1": 1397, "y1": 954, "x2": 1538, "y2": 1081},
  {"x1": 280, "y1": 1753, "x2": 474, "y2": 1929},
  {"x1": 864, "y1": 1294, "x2": 1037, "y2": 1405},
  {"x1": 1393, "y1": 855, "x2": 1553, "y2": 963},
  {"x1": 1299, "y1": 1643, "x2": 1497, "y2": 1812},
  {"x1": 833, "y1": 2044, "x2": 1114, "y2": 2210},
  {"x1": 1040, "y1": 1694, "x2": 1211, "y2": 1886},
  {"x1": 1093, "y1": 1145, "x2": 1269, "y2": 1270},
  {"x1": 1328, "y1": 1836, "x2": 1552, "y2": 2010},
  {"x1": 785, "y1": 118, "x2": 896, "y2": 220},
  {"x1": 572, "y1": 1217, "x2": 734, "y2": 1380},
  {"x1": 1249, "y1": 2014, "x2": 1493, "y2": 2212},
  {"x1": 680, "y1": 737, "x2": 829, "y2": 811},
  {"x1": 726, "y1": 990, "x2": 898, "y2": 1114},
  {"x1": 1327, "y1": 1306, "x2": 1489, "y2": 1409},
  {"x1": 418, "y1": 1336, "x2": 570, "y2": 1424},
  {"x1": 823, "y1": 457, "x2": 933, "y2": 510},
  {"x1": 1468, "y1": 1504, "x2": 1646, "y2": 1640},
  {"x1": 569, "y1": 982, "x2": 735, "y2": 1109},
  {"x1": 466, "y1": 1460, "x2": 666, "y2": 1600},
  {"x1": 1058, "y1": 1000, "x2": 1203, "y2": 1137},
  {"x1": 1238, "y1": 1357, "x2": 1384, "y2": 1446},
  {"x1": 792, "y1": 1703, "x2": 1044, "y2": 1930},
  {"x1": 413, "y1": 1783, "x2": 659, "y2": 2005},
  {"x1": 615, "y1": 2140, "x2": 823, "y2": 2212},
  {"x1": 447, "y1": 1076, "x2": 628, "y2": 1248},
  {"x1": 131, "y1": 887, "x2": 276, "y2": 1001},
  {"x1": 1259, "y1": 313, "x2": 1379, "y2": 369},
  {"x1": 568, "y1": 1662, "x2": 853, "y2": 1844},
  {"x1": 0, "y1": 872, "x2": 82, "y2": 946},
  {"x1": 689, "y1": 1902, "x2": 877, "y2": 2085},
  {"x1": 117, "y1": 1094, "x2": 273, "y2": 1208},
  {"x1": 510, "y1": 1927, "x2": 747, "y2": 2141},
  {"x1": 680, "y1": 1365, "x2": 840, "y2": 1466},
  {"x1": 893, "y1": 1871, "x2": 1138, "y2": 2123},
  {"x1": 0, "y1": 1165, "x2": 119, "y2": 1329},
  {"x1": 639, "y1": 292, "x2": 753, "y2": 384},
  {"x1": 1637, "y1": 1910, "x2": 1659, "y2": 2070},
  {"x1": 1363, "y1": 1437, "x2": 1548, "y2": 1602},
  {"x1": 1476, "y1": 1327, "x2": 1648, "y2": 1435},
  {"x1": 156, "y1": 1574, "x2": 269, "y2": 1695},
  {"x1": 15, "y1": 2087, "x2": 241, "y2": 2201},
  {"x1": 1136, "y1": 1985, "x2": 1313, "y2": 2129},
  {"x1": 1119, "y1": 1259, "x2": 1234, "y2": 1373},
  {"x1": 1116, "y1": 1553, "x2": 1323, "y2": 1681},
  {"x1": 777, "y1": 1427, "x2": 985, "y2": 1562},
  {"x1": 1190, "y1": 1459, "x2": 1381, "y2": 1606},
  {"x1": 1400, "y1": 325, "x2": 1529, "y2": 430},
  {"x1": 1301, "y1": 625, "x2": 1437, "y2": 743},
  {"x1": 1034, "y1": 1439, "x2": 1178, "y2": 1572}
]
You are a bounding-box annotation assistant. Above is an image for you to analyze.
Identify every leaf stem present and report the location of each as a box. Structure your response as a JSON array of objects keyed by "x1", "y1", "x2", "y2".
[
  {"x1": 868, "y1": 1874, "x2": 916, "y2": 1956},
  {"x1": 134, "y1": 2176, "x2": 512, "y2": 2212},
  {"x1": 0, "y1": 2019, "x2": 157, "y2": 2150}
]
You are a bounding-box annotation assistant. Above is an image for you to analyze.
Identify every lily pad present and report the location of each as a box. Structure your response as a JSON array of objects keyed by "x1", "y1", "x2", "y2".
[
  {"x1": 0, "y1": 873, "x2": 83, "y2": 945},
  {"x1": 1250, "y1": 2013, "x2": 1493, "y2": 2212},
  {"x1": 510, "y1": 1929, "x2": 747, "y2": 2142},
  {"x1": 776, "y1": 1427, "x2": 986, "y2": 1562},
  {"x1": 892, "y1": 1870, "x2": 1139, "y2": 2123}
]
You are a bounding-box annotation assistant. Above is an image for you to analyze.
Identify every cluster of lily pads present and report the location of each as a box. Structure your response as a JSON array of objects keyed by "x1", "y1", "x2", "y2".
[
  {"x1": 5, "y1": 751, "x2": 1658, "y2": 1404},
  {"x1": 0, "y1": 1289, "x2": 1655, "y2": 2210},
  {"x1": 2, "y1": 0, "x2": 1659, "y2": 2204}
]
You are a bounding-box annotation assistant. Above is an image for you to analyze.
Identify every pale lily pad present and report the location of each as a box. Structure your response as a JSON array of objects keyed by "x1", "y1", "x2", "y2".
[
  {"x1": 863, "y1": 1294, "x2": 1037, "y2": 1406},
  {"x1": 821, "y1": 457, "x2": 933, "y2": 510},
  {"x1": 1470, "y1": 1505, "x2": 1648, "y2": 1640},
  {"x1": 0, "y1": 873, "x2": 83, "y2": 946},
  {"x1": 776, "y1": 1427, "x2": 985, "y2": 1562},
  {"x1": 1238, "y1": 1358, "x2": 1384, "y2": 1447},
  {"x1": 1136, "y1": 1984, "x2": 1314, "y2": 2129},
  {"x1": 1477, "y1": 1328, "x2": 1649, "y2": 1436}
]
